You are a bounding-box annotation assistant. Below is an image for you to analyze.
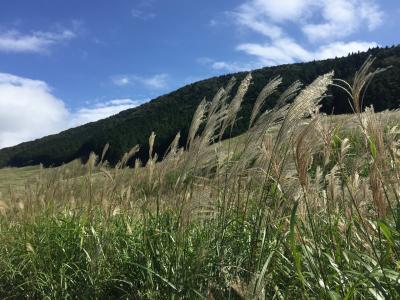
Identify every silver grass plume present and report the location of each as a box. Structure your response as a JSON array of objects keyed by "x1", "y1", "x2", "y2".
[
  {"x1": 295, "y1": 118, "x2": 320, "y2": 191},
  {"x1": 100, "y1": 143, "x2": 110, "y2": 164},
  {"x1": 362, "y1": 107, "x2": 387, "y2": 216},
  {"x1": 147, "y1": 153, "x2": 158, "y2": 185},
  {"x1": 335, "y1": 56, "x2": 390, "y2": 215},
  {"x1": 252, "y1": 81, "x2": 302, "y2": 133},
  {"x1": 148, "y1": 131, "x2": 156, "y2": 160},
  {"x1": 252, "y1": 73, "x2": 332, "y2": 183},
  {"x1": 186, "y1": 97, "x2": 208, "y2": 149},
  {"x1": 184, "y1": 85, "x2": 231, "y2": 172},
  {"x1": 201, "y1": 99, "x2": 228, "y2": 147},
  {"x1": 205, "y1": 77, "x2": 238, "y2": 141},
  {"x1": 236, "y1": 81, "x2": 303, "y2": 175},
  {"x1": 333, "y1": 56, "x2": 389, "y2": 114},
  {"x1": 208, "y1": 88, "x2": 226, "y2": 119},
  {"x1": 163, "y1": 131, "x2": 181, "y2": 160},
  {"x1": 200, "y1": 78, "x2": 242, "y2": 147},
  {"x1": 275, "y1": 80, "x2": 302, "y2": 108},
  {"x1": 86, "y1": 152, "x2": 98, "y2": 171},
  {"x1": 276, "y1": 71, "x2": 334, "y2": 146},
  {"x1": 230, "y1": 80, "x2": 301, "y2": 178},
  {"x1": 222, "y1": 73, "x2": 252, "y2": 134},
  {"x1": 120, "y1": 145, "x2": 140, "y2": 168},
  {"x1": 220, "y1": 76, "x2": 237, "y2": 103},
  {"x1": 146, "y1": 132, "x2": 158, "y2": 184},
  {"x1": 249, "y1": 76, "x2": 282, "y2": 129},
  {"x1": 134, "y1": 158, "x2": 142, "y2": 170}
]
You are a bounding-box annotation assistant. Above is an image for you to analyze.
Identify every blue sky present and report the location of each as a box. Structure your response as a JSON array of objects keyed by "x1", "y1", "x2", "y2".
[{"x1": 0, "y1": 0, "x2": 398, "y2": 147}]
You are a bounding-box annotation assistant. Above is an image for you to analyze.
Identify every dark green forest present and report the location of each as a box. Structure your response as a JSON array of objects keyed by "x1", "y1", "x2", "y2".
[{"x1": 1, "y1": 45, "x2": 399, "y2": 167}]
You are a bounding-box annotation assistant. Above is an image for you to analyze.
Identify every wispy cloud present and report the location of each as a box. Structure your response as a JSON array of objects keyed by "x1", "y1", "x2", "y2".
[
  {"x1": 112, "y1": 73, "x2": 168, "y2": 89},
  {"x1": 131, "y1": 9, "x2": 156, "y2": 20},
  {"x1": 197, "y1": 57, "x2": 259, "y2": 72},
  {"x1": 235, "y1": 0, "x2": 383, "y2": 40},
  {"x1": 237, "y1": 39, "x2": 378, "y2": 66},
  {"x1": 0, "y1": 29, "x2": 76, "y2": 53},
  {"x1": 301, "y1": 0, "x2": 383, "y2": 42},
  {"x1": 131, "y1": 0, "x2": 157, "y2": 20},
  {"x1": 206, "y1": 0, "x2": 384, "y2": 69},
  {"x1": 0, "y1": 72, "x2": 144, "y2": 148},
  {"x1": 69, "y1": 99, "x2": 143, "y2": 127}
]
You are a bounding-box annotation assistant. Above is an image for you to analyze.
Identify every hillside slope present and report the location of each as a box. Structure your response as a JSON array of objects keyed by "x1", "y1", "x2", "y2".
[{"x1": 1, "y1": 45, "x2": 399, "y2": 167}]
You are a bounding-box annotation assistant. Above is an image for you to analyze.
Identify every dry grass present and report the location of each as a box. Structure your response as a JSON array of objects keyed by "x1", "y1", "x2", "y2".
[
  {"x1": 0, "y1": 56, "x2": 400, "y2": 299},
  {"x1": 0, "y1": 165, "x2": 41, "y2": 192}
]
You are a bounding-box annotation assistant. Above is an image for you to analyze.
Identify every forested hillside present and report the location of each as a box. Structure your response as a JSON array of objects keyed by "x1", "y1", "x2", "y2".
[{"x1": 0, "y1": 45, "x2": 399, "y2": 167}]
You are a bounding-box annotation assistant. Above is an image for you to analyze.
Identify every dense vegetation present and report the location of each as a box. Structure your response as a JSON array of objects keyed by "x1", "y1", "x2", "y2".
[
  {"x1": 1, "y1": 58, "x2": 400, "y2": 298},
  {"x1": 0, "y1": 45, "x2": 399, "y2": 168}
]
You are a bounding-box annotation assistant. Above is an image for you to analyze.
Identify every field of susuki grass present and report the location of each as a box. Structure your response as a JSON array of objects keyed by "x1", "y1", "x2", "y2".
[{"x1": 1, "y1": 57, "x2": 400, "y2": 299}]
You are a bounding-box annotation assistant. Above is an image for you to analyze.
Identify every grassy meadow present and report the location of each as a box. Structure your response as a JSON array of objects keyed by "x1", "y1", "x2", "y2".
[{"x1": 1, "y1": 57, "x2": 400, "y2": 299}]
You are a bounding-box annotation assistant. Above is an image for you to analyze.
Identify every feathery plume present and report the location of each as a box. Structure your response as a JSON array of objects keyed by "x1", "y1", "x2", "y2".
[
  {"x1": 100, "y1": 143, "x2": 110, "y2": 164},
  {"x1": 121, "y1": 145, "x2": 140, "y2": 167},
  {"x1": 148, "y1": 132, "x2": 156, "y2": 160},
  {"x1": 333, "y1": 56, "x2": 389, "y2": 113},
  {"x1": 249, "y1": 76, "x2": 282, "y2": 128},
  {"x1": 164, "y1": 131, "x2": 181, "y2": 160},
  {"x1": 277, "y1": 71, "x2": 333, "y2": 146},
  {"x1": 223, "y1": 73, "x2": 252, "y2": 132},
  {"x1": 187, "y1": 98, "x2": 208, "y2": 149}
]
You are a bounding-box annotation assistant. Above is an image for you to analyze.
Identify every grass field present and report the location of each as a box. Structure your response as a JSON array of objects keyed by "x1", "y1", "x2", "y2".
[
  {"x1": 1, "y1": 58, "x2": 400, "y2": 299},
  {"x1": 2, "y1": 109, "x2": 397, "y2": 192},
  {"x1": 0, "y1": 165, "x2": 41, "y2": 192}
]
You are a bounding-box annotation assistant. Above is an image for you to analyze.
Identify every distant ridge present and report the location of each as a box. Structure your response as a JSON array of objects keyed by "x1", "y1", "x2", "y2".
[{"x1": 1, "y1": 45, "x2": 399, "y2": 167}]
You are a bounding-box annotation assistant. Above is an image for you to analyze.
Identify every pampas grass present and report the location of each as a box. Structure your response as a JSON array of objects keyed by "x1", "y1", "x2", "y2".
[
  {"x1": 249, "y1": 76, "x2": 282, "y2": 129},
  {"x1": 0, "y1": 57, "x2": 399, "y2": 299}
]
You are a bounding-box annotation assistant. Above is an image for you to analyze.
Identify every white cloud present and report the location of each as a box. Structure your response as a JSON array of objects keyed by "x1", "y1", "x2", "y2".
[
  {"x1": 360, "y1": 1, "x2": 384, "y2": 30},
  {"x1": 302, "y1": 0, "x2": 383, "y2": 42},
  {"x1": 197, "y1": 57, "x2": 260, "y2": 72},
  {"x1": 69, "y1": 98, "x2": 141, "y2": 126},
  {"x1": 235, "y1": 0, "x2": 383, "y2": 41},
  {"x1": 0, "y1": 72, "x2": 143, "y2": 148},
  {"x1": 142, "y1": 74, "x2": 168, "y2": 89},
  {"x1": 0, "y1": 73, "x2": 68, "y2": 147},
  {"x1": 131, "y1": 0, "x2": 156, "y2": 20},
  {"x1": 211, "y1": 61, "x2": 252, "y2": 72},
  {"x1": 315, "y1": 41, "x2": 379, "y2": 60},
  {"x1": 0, "y1": 29, "x2": 76, "y2": 53},
  {"x1": 239, "y1": 0, "x2": 315, "y2": 24},
  {"x1": 233, "y1": 4, "x2": 283, "y2": 39},
  {"x1": 112, "y1": 73, "x2": 168, "y2": 89},
  {"x1": 113, "y1": 76, "x2": 131, "y2": 86},
  {"x1": 131, "y1": 9, "x2": 156, "y2": 20},
  {"x1": 237, "y1": 38, "x2": 313, "y2": 65},
  {"x1": 210, "y1": 0, "x2": 384, "y2": 68},
  {"x1": 237, "y1": 39, "x2": 378, "y2": 66}
]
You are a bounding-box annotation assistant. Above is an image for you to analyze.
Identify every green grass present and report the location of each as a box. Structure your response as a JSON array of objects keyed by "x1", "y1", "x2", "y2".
[{"x1": 1, "y1": 198, "x2": 399, "y2": 298}]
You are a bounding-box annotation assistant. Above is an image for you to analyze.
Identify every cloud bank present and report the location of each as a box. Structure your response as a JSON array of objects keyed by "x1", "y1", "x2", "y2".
[{"x1": 0, "y1": 73, "x2": 142, "y2": 148}]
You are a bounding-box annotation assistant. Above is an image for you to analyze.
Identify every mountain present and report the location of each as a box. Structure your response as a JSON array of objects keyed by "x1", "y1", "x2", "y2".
[{"x1": 1, "y1": 45, "x2": 399, "y2": 168}]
